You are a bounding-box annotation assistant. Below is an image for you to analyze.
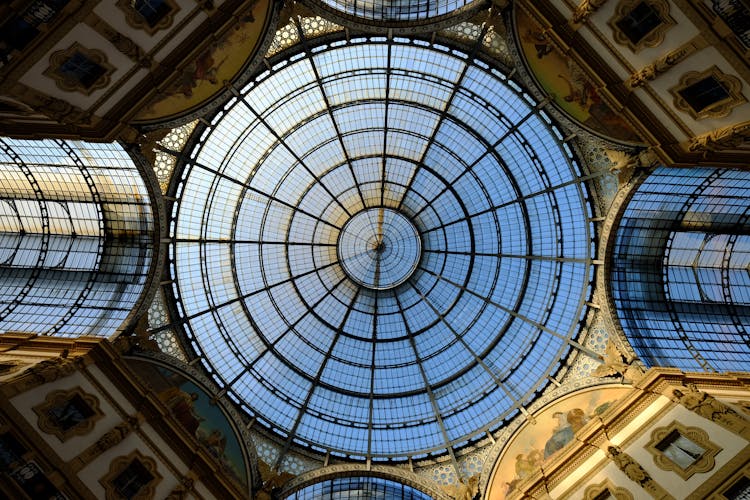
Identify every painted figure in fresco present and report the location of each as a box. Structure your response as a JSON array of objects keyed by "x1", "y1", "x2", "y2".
[
  {"x1": 505, "y1": 401, "x2": 614, "y2": 496},
  {"x1": 506, "y1": 450, "x2": 543, "y2": 495},
  {"x1": 158, "y1": 387, "x2": 202, "y2": 434},
  {"x1": 566, "y1": 408, "x2": 588, "y2": 433},
  {"x1": 521, "y1": 29, "x2": 553, "y2": 59},
  {"x1": 544, "y1": 411, "x2": 574, "y2": 458},
  {"x1": 198, "y1": 428, "x2": 227, "y2": 457},
  {"x1": 176, "y1": 44, "x2": 226, "y2": 98},
  {"x1": 516, "y1": 449, "x2": 543, "y2": 479}
]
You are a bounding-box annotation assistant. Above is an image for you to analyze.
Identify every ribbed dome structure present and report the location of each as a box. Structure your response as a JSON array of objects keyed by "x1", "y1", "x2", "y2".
[{"x1": 170, "y1": 37, "x2": 595, "y2": 460}]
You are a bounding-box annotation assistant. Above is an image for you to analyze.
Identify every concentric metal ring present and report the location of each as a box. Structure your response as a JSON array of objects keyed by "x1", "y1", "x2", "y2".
[
  {"x1": 170, "y1": 37, "x2": 594, "y2": 460},
  {"x1": 338, "y1": 208, "x2": 421, "y2": 290}
]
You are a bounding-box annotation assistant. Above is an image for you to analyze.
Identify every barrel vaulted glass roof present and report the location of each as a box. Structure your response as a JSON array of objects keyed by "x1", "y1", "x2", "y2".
[
  {"x1": 308, "y1": 0, "x2": 482, "y2": 24},
  {"x1": 0, "y1": 138, "x2": 153, "y2": 337},
  {"x1": 170, "y1": 36, "x2": 595, "y2": 460}
]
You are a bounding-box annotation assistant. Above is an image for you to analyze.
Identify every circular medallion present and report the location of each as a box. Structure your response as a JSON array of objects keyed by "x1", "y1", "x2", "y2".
[{"x1": 338, "y1": 208, "x2": 421, "y2": 290}]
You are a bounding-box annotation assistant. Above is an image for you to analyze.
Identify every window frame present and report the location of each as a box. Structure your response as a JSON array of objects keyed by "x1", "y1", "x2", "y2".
[
  {"x1": 670, "y1": 66, "x2": 747, "y2": 120},
  {"x1": 645, "y1": 420, "x2": 721, "y2": 480},
  {"x1": 116, "y1": 0, "x2": 179, "y2": 35},
  {"x1": 608, "y1": 0, "x2": 675, "y2": 52},
  {"x1": 32, "y1": 387, "x2": 104, "y2": 442},
  {"x1": 100, "y1": 450, "x2": 162, "y2": 500},
  {"x1": 583, "y1": 479, "x2": 634, "y2": 500},
  {"x1": 43, "y1": 43, "x2": 114, "y2": 95}
]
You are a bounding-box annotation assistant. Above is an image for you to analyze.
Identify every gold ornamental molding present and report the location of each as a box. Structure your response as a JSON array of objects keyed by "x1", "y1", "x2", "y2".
[
  {"x1": 116, "y1": 0, "x2": 180, "y2": 35},
  {"x1": 644, "y1": 421, "x2": 721, "y2": 480},
  {"x1": 583, "y1": 478, "x2": 634, "y2": 500},
  {"x1": 43, "y1": 42, "x2": 115, "y2": 95},
  {"x1": 670, "y1": 66, "x2": 747, "y2": 120},
  {"x1": 33, "y1": 387, "x2": 104, "y2": 442},
  {"x1": 100, "y1": 449, "x2": 162, "y2": 500},
  {"x1": 608, "y1": 0, "x2": 676, "y2": 53}
]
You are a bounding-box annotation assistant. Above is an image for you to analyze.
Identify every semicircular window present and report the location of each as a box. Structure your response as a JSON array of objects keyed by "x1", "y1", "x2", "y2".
[{"x1": 170, "y1": 37, "x2": 594, "y2": 461}]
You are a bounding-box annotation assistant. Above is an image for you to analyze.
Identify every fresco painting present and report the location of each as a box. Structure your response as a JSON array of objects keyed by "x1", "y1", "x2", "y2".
[
  {"x1": 128, "y1": 359, "x2": 249, "y2": 487},
  {"x1": 487, "y1": 386, "x2": 631, "y2": 499},
  {"x1": 515, "y1": 9, "x2": 641, "y2": 144},
  {"x1": 135, "y1": 0, "x2": 272, "y2": 123}
]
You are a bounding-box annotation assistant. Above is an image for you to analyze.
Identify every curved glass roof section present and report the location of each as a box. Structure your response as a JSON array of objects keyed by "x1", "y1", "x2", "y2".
[
  {"x1": 285, "y1": 476, "x2": 434, "y2": 499},
  {"x1": 308, "y1": 0, "x2": 481, "y2": 24},
  {"x1": 0, "y1": 138, "x2": 154, "y2": 337},
  {"x1": 612, "y1": 167, "x2": 750, "y2": 372},
  {"x1": 171, "y1": 37, "x2": 594, "y2": 460}
]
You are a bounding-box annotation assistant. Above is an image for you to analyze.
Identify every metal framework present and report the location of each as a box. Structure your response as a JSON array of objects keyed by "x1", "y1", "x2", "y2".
[
  {"x1": 612, "y1": 167, "x2": 750, "y2": 373},
  {"x1": 0, "y1": 138, "x2": 154, "y2": 337},
  {"x1": 298, "y1": 0, "x2": 488, "y2": 33},
  {"x1": 168, "y1": 35, "x2": 595, "y2": 461},
  {"x1": 285, "y1": 476, "x2": 434, "y2": 499}
]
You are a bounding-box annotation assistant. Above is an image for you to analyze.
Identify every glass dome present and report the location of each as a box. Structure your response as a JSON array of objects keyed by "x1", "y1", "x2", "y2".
[{"x1": 170, "y1": 37, "x2": 594, "y2": 460}]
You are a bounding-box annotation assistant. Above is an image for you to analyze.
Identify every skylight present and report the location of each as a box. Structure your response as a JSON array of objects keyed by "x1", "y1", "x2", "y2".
[{"x1": 170, "y1": 37, "x2": 594, "y2": 460}]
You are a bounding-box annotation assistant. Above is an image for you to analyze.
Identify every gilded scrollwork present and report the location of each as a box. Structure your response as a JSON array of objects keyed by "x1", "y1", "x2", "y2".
[
  {"x1": 572, "y1": 0, "x2": 609, "y2": 25},
  {"x1": 673, "y1": 384, "x2": 750, "y2": 439},
  {"x1": 688, "y1": 121, "x2": 750, "y2": 152}
]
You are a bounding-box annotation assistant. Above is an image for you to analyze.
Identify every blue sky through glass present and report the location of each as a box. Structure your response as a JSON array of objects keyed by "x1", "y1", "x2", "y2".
[{"x1": 171, "y1": 37, "x2": 594, "y2": 460}]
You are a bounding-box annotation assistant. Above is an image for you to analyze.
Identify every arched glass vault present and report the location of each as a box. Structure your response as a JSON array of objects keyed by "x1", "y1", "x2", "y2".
[
  {"x1": 0, "y1": 138, "x2": 154, "y2": 337},
  {"x1": 612, "y1": 167, "x2": 750, "y2": 372},
  {"x1": 301, "y1": 0, "x2": 486, "y2": 29},
  {"x1": 285, "y1": 476, "x2": 434, "y2": 499},
  {"x1": 169, "y1": 36, "x2": 595, "y2": 461}
]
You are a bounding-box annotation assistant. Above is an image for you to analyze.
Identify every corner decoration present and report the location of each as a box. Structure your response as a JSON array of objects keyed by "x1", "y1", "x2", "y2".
[
  {"x1": 100, "y1": 450, "x2": 162, "y2": 500},
  {"x1": 644, "y1": 421, "x2": 721, "y2": 480},
  {"x1": 32, "y1": 387, "x2": 104, "y2": 442},
  {"x1": 44, "y1": 43, "x2": 114, "y2": 95},
  {"x1": 670, "y1": 66, "x2": 747, "y2": 120},
  {"x1": 608, "y1": 0, "x2": 675, "y2": 53},
  {"x1": 116, "y1": 0, "x2": 179, "y2": 35}
]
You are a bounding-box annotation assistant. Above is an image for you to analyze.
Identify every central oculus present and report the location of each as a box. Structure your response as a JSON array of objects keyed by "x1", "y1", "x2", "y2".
[{"x1": 337, "y1": 208, "x2": 421, "y2": 290}]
